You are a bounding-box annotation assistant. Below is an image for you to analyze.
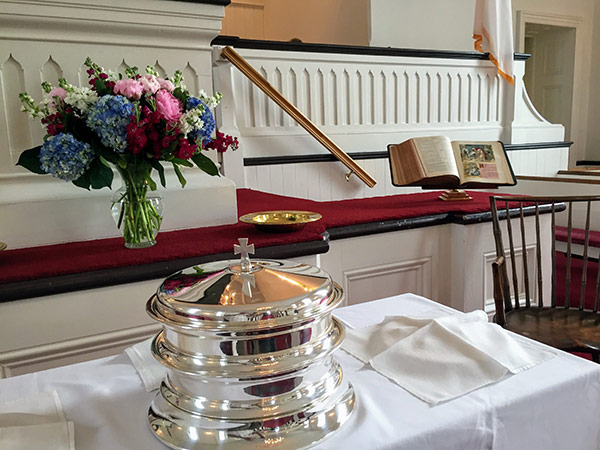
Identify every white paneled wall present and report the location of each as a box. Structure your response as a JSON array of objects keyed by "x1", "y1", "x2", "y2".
[
  {"x1": 215, "y1": 46, "x2": 567, "y2": 200},
  {"x1": 0, "y1": 0, "x2": 237, "y2": 247}
]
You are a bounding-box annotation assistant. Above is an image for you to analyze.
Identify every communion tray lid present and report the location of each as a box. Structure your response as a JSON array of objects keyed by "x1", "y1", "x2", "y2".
[{"x1": 148, "y1": 259, "x2": 341, "y2": 330}]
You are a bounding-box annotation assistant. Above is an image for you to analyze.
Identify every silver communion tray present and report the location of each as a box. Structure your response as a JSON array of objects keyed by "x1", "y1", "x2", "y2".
[{"x1": 146, "y1": 242, "x2": 355, "y2": 449}]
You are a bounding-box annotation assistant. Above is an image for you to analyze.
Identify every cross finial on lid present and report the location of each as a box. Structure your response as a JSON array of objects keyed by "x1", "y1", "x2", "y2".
[{"x1": 234, "y1": 238, "x2": 254, "y2": 272}]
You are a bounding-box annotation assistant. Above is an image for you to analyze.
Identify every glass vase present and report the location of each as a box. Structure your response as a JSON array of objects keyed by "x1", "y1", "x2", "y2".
[{"x1": 111, "y1": 167, "x2": 163, "y2": 249}]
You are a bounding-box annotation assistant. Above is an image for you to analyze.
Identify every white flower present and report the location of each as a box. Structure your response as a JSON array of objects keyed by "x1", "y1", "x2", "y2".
[
  {"x1": 197, "y1": 89, "x2": 221, "y2": 108},
  {"x1": 178, "y1": 109, "x2": 204, "y2": 135},
  {"x1": 106, "y1": 70, "x2": 119, "y2": 82},
  {"x1": 64, "y1": 87, "x2": 99, "y2": 114}
]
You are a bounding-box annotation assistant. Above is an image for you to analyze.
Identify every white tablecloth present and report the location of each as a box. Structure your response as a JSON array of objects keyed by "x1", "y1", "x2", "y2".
[{"x1": 1, "y1": 294, "x2": 600, "y2": 450}]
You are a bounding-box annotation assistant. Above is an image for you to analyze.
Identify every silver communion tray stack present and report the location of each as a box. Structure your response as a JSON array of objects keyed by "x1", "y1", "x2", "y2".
[{"x1": 146, "y1": 241, "x2": 356, "y2": 449}]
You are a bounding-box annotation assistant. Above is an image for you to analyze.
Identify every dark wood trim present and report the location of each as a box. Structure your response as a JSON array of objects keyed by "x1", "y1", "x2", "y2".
[
  {"x1": 0, "y1": 239, "x2": 329, "y2": 302},
  {"x1": 244, "y1": 142, "x2": 574, "y2": 167},
  {"x1": 212, "y1": 35, "x2": 530, "y2": 61},
  {"x1": 170, "y1": 0, "x2": 230, "y2": 5},
  {"x1": 326, "y1": 214, "x2": 450, "y2": 240},
  {"x1": 504, "y1": 141, "x2": 573, "y2": 151},
  {"x1": 557, "y1": 170, "x2": 600, "y2": 177},
  {"x1": 452, "y1": 203, "x2": 564, "y2": 225},
  {"x1": 576, "y1": 160, "x2": 600, "y2": 166},
  {"x1": 244, "y1": 151, "x2": 387, "y2": 166},
  {"x1": 517, "y1": 175, "x2": 600, "y2": 185}
]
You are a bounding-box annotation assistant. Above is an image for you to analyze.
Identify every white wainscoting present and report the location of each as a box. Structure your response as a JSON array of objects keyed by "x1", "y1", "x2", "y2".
[
  {"x1": 341, "y1": 257, "x2": 432, "y2": 306},
  {"x1": 319, "y1": 226, "x2": 451, "y2": 308},
  {"x1": 482, "y1": 244, "x2": 539, "y2": 314}
]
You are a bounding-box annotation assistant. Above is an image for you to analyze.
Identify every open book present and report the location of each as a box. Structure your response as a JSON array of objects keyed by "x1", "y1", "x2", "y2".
[{"x1": 388, "y1": 136, "x2": 516, "y2": 188}]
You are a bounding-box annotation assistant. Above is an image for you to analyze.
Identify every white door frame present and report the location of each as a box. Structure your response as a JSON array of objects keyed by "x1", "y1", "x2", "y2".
[{"x1": 516, "y1": 11, "x2": 584, "y2": 167}]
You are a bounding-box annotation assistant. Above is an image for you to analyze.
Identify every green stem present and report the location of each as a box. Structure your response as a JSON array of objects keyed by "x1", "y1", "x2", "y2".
[{"x1": 114, "y1": 165, "x2": 162, "y2": 248}]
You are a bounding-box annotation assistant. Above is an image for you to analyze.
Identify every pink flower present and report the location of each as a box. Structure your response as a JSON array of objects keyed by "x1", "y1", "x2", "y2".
[
  {"x1": 157, "y1": 78, "x2": 175, "y2": 92},
  {"x1": 139, "y1": 75, "x2": 161, "y2": 94},
  {"x1": 155, "y1": 90, "x2": 182, "y2": 122},
  {"x1": 48, "y1": 87, "x2": 67, "y2": 108},
  {"x1": 113, "y1": 79, "x2": 143, "y2": 100}
]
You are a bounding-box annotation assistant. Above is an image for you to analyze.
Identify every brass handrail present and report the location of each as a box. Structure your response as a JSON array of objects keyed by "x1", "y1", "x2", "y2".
[{"x1": 219, "y1": 46, "x2": 377, "y2": 188}]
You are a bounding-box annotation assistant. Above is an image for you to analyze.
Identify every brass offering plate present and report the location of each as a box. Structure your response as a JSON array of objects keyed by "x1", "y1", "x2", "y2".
[
  {"x1": 0, "y1": 242, "x2": 6, "y2": 251},
  {"x1": 240, "y1": 211, "x2": 322, "y2": 233}
]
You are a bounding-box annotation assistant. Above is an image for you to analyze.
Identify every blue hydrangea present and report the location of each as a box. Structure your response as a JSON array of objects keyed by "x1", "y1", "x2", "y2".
[
  {"x1": 186, "y1": 96, "x2": 203, "y2": 111},
  {"x1": 39, "y1": 132, "x2": 94, "y2": 181},
  {"x1": 86, "y1": 95, "x2": 135, "y2": 152},
  {"x1": 186, "y1": 97, "x2": 215, "y2": 145}
]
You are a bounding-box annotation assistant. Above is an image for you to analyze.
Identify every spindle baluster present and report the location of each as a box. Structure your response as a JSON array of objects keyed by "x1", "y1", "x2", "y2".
[
  {"x1": 535, "y1": 203, "x2": 543, "y2": 307},
  {"x1": 505, "y1": 201, "x2": 519, "y2": 308},
  {"x1": 520, "y1": 202, "x2": 531, "y2": 308},
  {"x1": 565, "y1": 202, "x2": 573, "y2": 308},
  {"x1": 580, "y1": 201, "x2": 591, "y2": 310}
]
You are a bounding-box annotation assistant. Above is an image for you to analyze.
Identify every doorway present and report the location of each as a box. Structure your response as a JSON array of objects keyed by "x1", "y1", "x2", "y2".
[
  {"x1": 523, "y1": 23, "x2": 576, "y2": 141},
  {"x1": 516, "y1": 11, "x2": 584, "y2": 167}
]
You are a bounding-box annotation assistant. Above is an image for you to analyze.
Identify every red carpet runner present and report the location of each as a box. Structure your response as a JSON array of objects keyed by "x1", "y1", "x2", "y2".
[{"x1": 1, "y1": 189, "x2": 506, "y2": 284}]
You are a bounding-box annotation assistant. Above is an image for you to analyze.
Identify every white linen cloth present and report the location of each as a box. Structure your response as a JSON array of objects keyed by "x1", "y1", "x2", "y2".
[
  {"x1": 125, "y1": 337, "x2": 165, "y2": 392},
  {"x1": 473, "y1": 0, "x2": 515, "y2": 84},
  {"x1": 0, "y1": 391, "x2": 75, "y2": 449},
  {"x1": 342, "y1": 309, "x2": 556, "y2": 404},
  {"x1": 0, "y1": 294, "x2": 599, "y2": 450}
]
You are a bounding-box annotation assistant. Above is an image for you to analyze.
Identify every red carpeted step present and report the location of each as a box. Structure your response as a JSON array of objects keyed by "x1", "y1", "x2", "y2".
[
  {"x1": 555, "y1": 226, "x2": 600, "y2": 248},
  {"x1": 554, "y1": 251, "x2": 600, "y2": 310}
]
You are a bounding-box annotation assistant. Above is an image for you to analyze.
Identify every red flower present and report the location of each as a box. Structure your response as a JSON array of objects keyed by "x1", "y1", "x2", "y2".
[
  {"x1": 205, "y1": 131, "x2": 239, "y2": 153},
  {"x1": 126, "y1": 117, "x2": 148, "y2": 155},
  {"x1": 42, "y1": 113, "x2": 65, "y2": 136},
  {"x1": 174, "y1": 138, "x2": 197, "y2": 160}
]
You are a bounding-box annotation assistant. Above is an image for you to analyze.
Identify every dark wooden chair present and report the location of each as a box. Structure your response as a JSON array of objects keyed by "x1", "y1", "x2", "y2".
[{"x1": 490, "y1": 195, "x2": 600, "y2": 362}]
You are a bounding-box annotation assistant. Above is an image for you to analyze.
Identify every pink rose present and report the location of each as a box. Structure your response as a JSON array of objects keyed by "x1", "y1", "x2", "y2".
[
  {"x1": 155, "y1": 90, "x2": 182, "y2": 122},
  {"x1": 157, "y1": 78, "x2": 175, "y2": 92},
  {"x1": 113, "y1": 79, "x2": 143, "y2": 100},
  {"x1": 139, "y1": 75, "x2": 161, "y2": 94},
  {"x1": 48, "y1": 87, "x2": 67, "y2": 108}
]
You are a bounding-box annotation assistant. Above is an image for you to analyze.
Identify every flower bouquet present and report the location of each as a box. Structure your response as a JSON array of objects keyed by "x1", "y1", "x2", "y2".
[{"x1": 18, "y1": 58, "x2": 238, "y2": 248}]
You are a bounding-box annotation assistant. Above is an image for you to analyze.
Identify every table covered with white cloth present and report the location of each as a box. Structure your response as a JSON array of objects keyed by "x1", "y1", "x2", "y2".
[{"x1": 1, "y1": 294, "x2": 599, "y2": 450}]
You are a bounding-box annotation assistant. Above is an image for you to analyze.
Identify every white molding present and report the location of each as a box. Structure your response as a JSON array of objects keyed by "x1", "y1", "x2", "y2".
[
  {"x1": 0, "y1": 323, "x2": 160, "y2": 377},
  {"x1": 342, "y1": 257, "x2": 431, "y2": 305},
  {"x1": 482, "y1": 244, "x2": 538, "y2": 314}
]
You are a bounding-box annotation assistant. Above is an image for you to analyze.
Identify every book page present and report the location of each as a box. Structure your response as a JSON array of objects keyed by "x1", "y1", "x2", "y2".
[
  {"x1": 451, "y1": 141, "x2": 513, "y2": 184},
  {"x1": 414, "y1": 136, "x2": 459, "y2": 177}
]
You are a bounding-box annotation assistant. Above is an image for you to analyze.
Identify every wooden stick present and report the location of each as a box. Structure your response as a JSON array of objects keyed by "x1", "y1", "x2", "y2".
[{"x1": 220, "y1": 46, "x2": 377, "y2": 188}]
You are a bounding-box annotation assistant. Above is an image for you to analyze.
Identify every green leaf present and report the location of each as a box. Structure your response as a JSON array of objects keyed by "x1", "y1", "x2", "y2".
[
  {"x1": 90, "y1": 137, "x2": 126, "y2": 168},
  {"x1": 149, "y1": 159, "x2": 166, "y2": 188},
  {"x1": 172, "y1": 158, "x2": 193, "y2": 168},
  {"x1": 16, "y1": 146, "x2": 45, "y2": 174},
  {"x1": 99, "y1": 156, "x2": 111, "y2": 168},
  {"x1": 172, "y1": 162, "x2": 187, "y2": 188},
  {"x1": 172, "y1": 87, "x2": 187, "y2": 104},
  {"x1": 72, "y1": 170, "x2": 91, "y2": 190},
  {"x1": 191, "y1": 152, "x2": 219, "y2": 176},
  {"x1": 88, "y1": 158, "x2": 114, "y2": 189},
  {"x1": 72, "y1": 119, "x2": 94, "y2": 142},
  {"x1": 64, "y1": 113, "x2": 76, "y2": 133},
  {"x1": 95, "y1": 78, "x2": 109, "y2": 96}
]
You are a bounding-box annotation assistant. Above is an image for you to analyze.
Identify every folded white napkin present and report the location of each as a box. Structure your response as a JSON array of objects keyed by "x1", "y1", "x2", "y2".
[
  {"x1": 342, "y1": 310, "x2": 556, "y2": 405},
  {"x1": 125, "y1": 337, "x2": 166, "y2": 392},
  {"x1": 0, "y1": 391, "x2": 75, "y2": 449}
]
